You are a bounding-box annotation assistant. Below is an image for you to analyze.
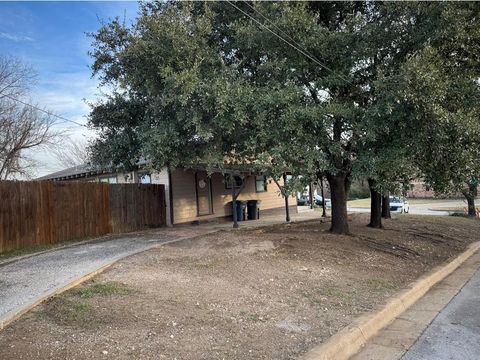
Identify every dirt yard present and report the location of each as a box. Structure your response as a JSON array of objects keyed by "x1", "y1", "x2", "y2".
[{"x1": 1, "y1": 214, "x2": 479, "y2": 360}]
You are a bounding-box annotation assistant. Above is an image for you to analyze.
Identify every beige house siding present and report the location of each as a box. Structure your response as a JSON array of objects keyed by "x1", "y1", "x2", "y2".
[
  {"x1": 43, "y1": 166, "x2": 296, "y2": 226},
  {"x1": 151, "y1": 168, "x2": 171, "y2": 225},
  {"x1": 79, "y1": 171, "x2": 135, "y2": 184},
  {"x1": 170, "y1": 168, "x2": 296, "y2": 224},
  {"x1": 170, "y1": 169, "x2": 198, "y2": 224}
]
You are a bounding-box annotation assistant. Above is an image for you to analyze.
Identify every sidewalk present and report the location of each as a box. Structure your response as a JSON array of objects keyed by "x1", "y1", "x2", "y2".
[
  {"x1": 402, "y1": 268, "x2": 480, "y2": 359},
  {"x1": 189, "y1": 207, "x2": 321, "y2": 231},
  {"x1": 352, "y1": 249, "x2": 480, "y2": 360}
]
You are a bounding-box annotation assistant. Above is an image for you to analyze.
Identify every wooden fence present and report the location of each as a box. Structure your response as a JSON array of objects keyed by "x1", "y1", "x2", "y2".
[{"x1": 0, "y1": 181, "x2": 166, "y2": 253}]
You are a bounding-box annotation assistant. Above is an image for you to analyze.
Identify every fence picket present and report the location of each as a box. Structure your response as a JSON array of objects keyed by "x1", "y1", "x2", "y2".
[{"x1": 0, "y1": 181, "x2": 166, "y2": 253}]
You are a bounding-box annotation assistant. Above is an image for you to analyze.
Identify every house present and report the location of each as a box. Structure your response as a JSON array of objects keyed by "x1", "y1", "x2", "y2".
[
  {"x1": 406, "y1": 179, "x2": 480, "y2": 199},
  {"x1": 37, "y1": 164, "x2": 297, "y2": 226}
]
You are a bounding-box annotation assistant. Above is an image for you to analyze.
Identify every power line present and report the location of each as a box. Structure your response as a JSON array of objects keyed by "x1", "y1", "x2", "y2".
[
  {"x1": 2, "y1": 93, "x2": 88, "y2": 128},
  {"x1": 241, "y1": 1, "x2": 339, "y2": 77},
  {"x1": 226, "y1": 0, "x2": 352, "y2": 84},
  {"x1": 227, "y1": 0, "x2": 408, "y2": 103}
]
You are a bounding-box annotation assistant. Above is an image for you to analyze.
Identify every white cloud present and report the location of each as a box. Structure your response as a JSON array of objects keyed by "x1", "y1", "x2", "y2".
[
  {"x1": 32, "y1": 70, "x2": 104, "y2": 127},
  {"x1": 27, "y1": 123, "x2": 98, "y2": 178},
  {"x1": 34, "y1": 91, "x2": 91, "y2": 117},
  {"x1": 0, "y1": 31, "x2": 34, "y2": 42},
  {"x1": 27, "y1": 71, "x2": 103, "y2": 177}
]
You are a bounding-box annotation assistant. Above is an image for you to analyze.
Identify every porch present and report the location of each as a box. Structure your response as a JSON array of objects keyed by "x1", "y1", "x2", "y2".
[{"x1": 168, "y1": 168, "x2": 298, "y2": 226}]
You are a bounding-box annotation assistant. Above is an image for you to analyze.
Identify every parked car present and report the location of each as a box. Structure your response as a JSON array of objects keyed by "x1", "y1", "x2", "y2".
[
  {"x1": 315, "y1": 195, "x2": 331, "y2": 208},
  {"x1": 297, "y1": 194, "x2": 310, "y2": 206},
  {"x1": 389, "y1": 196, "x2": 409, "y2": 213}
]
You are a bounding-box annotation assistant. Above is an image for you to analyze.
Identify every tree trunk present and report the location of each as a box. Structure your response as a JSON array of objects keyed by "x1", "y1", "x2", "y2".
[
  {"x1": 309, "y1": 183, "x2": 314, "y2": 209},
  {"x1": 463, "y1": 181, "x2": 477, "y2": 217},
  {"x1": 283, "y1": 173, "x2": 291, "y2": 222},
  {"x1": 232, "y1": 185, "x2": 239, "y2": 228},
  {"x1": 368, "y1": 179, "x2": 383, "y2": 228},
  {"x1": 327, "y1": 174, "x2": 349, "y2": 234},
  {"x1": 382, "y1": 194, "x2": 391, "y2": 219},
  {"x1": 320, "y1": 176, "x2": 327, "y2": 218},
  {"x1": 466, "y1": 196, "x2": 476, "y2": 217}
]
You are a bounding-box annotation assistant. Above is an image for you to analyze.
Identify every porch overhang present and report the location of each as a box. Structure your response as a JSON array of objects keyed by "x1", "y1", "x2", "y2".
[{"x1": 179, "y1": 164, "x2": 263, "y2": 177}]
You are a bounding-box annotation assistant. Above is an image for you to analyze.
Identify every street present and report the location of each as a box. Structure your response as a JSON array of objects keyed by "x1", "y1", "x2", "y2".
[
  {"x1": 352, "y1": 246, "x2": 480, "y2": 360},
  {"x1": 402, "y1": 269, "x2": 480, "y2": 360}
]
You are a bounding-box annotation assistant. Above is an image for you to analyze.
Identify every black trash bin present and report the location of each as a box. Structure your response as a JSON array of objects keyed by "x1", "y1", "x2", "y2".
[
  {"x1": 238, "y1": 201, "x2": 247, "y2": 221},
  {"x1": 247, "y1": 200, "x2": 261, "y2": 220},
  {"x1": 231, "y1": 200, "x2": 247, "y2": 221}
]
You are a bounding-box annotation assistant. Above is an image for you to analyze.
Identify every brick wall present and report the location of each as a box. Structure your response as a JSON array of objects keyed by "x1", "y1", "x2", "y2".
[{"x1": 407, "y1": 180, "x2": 480, "y2": 199}]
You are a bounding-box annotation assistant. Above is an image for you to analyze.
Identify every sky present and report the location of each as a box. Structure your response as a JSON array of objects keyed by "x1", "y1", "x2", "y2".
[{"x1": 0, "y1": 1, "x2": 140, "y2": 177}]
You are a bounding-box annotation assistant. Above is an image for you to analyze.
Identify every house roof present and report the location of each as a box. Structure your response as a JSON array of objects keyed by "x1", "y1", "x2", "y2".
[
  {"x1": 184, "y1": 164, "x2": 262, "y2": 175},
  {"x1": 37, "y1": 161, "x2": 264, "y2": 182},
  {"x1": 36, "y1": 164, "x2": 100, "y2": 181},
  {"x1": 36, "y1": 156, "x2": 152, "y2": 181}
]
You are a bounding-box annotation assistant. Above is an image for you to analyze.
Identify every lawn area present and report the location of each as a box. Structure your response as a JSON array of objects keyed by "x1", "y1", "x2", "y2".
[
  {"x1": 347, "y1": 198, "x2": 371, "y2": 208},
  {"x1": 1, "y1": 214, "x2": 479, "y2": 360},
  {"x1": 347, "y1": 197, "x2": 471, "y2": 212},
  {"x1": 346, "y1": 197, "x2": 453, "y2": 208}
]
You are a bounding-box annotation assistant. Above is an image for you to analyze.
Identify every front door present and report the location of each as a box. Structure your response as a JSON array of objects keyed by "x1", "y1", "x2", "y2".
[{"x1": 195, "y1": 172, "x2": 213, "y2": 216}]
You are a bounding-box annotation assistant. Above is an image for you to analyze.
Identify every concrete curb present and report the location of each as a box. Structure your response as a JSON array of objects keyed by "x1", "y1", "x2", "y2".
[{"x1": 301, "y1": 241, "x2": 480, "y2": 360}]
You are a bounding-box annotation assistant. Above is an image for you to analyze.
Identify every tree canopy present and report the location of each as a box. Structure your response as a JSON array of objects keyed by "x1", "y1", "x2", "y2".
[{"x1": 88, "y1": 1, "x2": 480, "y2": 232}]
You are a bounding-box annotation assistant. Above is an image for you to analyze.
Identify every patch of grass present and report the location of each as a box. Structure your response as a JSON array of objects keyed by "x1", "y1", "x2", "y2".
[
  {"x1": 300, "y1": 291, "x2": 323, "y2": 306},
  {"x1": 69, "y1": 281, "x2": 132, "y2": 298},
  {"x1": 0, "y1": 236, "x2": 96, "y2": 262},
  {"x1": 407, "y1": 199, "x2": 456, "y2": 205},
  {"x1": 301, "y1": 287, "x2": 353, "y2": 307},
  {"x1": 322, "y1": 287, "x2": 352, "y2": 301},
  {"x1": 194, "y1": 262, "x2": 214, "y2": 270},
  {"x1": 194, "y1": 259, "x2": 221, "y2": 270},
  {"x1": 69, "y1": 302, "x2": 92, "y2": 321},
  {"x1": 37, "y1": 297, "x2": 96, "y2": 327},
  {"x1": 239, "y1": 311, "x2": 265, "y2": 322},
  {"x1": 450, "y1": 212, "x2": 479, "y2": 220},
  {"x1": 365, "y1": 278, "x2": 398, "y2": 292},
  {"x1": 247, "y1": 313, "x2": 261, "y2": 322},
  {"x1": 0, "y1": 244, "x2": 58, "y2": 261},
  {"x1": 429, "y1": 206, "x2": 464, "y2": 212},
  {"x1": 347, "y1": 198, "x2": 371, "y2": 208},
  {"x1": 34, "y1": 282, "x2": 132, "y2": 328}
]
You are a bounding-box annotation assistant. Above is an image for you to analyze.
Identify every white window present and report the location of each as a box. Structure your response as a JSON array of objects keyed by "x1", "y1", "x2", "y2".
[
  {"x1": 224, "y1": 174, "x2": 243, "y2": 189},
  {"x1": 139, "y1": 173, "x2": 151, "y2": 184},
  {"x1": 255, "y1": 176, "x2": 267, "y2": 192},
  {"x1": 99, "y1": 176, "x2": 117, "y2": 184}
]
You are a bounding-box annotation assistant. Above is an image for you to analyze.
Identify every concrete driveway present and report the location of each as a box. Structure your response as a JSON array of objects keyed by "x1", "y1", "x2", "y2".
[{"x1": 0, "y1": 228, "x2": 205, "y2": 328}]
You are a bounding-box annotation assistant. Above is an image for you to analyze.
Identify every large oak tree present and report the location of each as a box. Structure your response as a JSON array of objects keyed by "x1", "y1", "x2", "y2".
[{"x1": 88, "y1": 1, "x2": 479, "y2": 233}]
